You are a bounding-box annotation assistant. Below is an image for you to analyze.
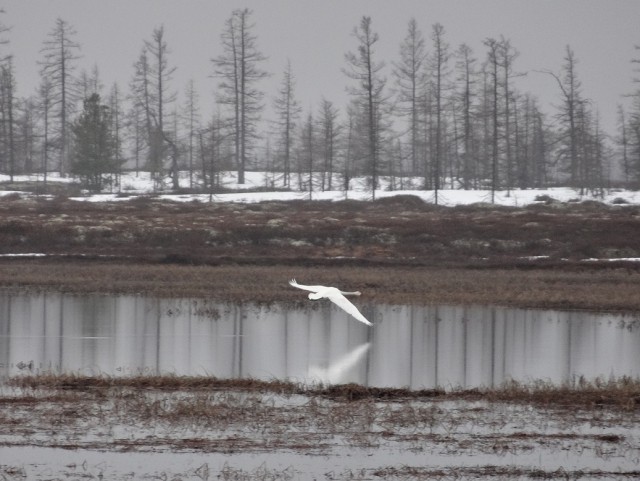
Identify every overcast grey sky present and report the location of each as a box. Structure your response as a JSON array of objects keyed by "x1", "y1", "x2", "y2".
[{"x1": 4, "y1": 0, "x2": 640, "y2": 133}]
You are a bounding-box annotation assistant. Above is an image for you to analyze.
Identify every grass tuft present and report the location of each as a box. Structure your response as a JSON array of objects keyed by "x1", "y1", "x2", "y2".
[{"x1": 8, "y1": 374, "x2": 640, "y2": 410}]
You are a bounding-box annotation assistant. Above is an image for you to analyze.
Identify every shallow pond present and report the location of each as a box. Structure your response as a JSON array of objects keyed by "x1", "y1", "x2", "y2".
[{"x1": 1, "y1": 292, "x2": 639, "y2": 387}]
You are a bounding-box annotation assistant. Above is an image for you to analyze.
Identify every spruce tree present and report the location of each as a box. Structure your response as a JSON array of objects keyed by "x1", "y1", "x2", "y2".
[{"x1": 71, "y1": 93, "x2": 119, "y2": 192}]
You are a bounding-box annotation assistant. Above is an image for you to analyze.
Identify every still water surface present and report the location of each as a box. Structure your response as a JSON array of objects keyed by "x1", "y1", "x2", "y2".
[{"x1": 1, "y1": 292, "x2": 639, "y2": 388}]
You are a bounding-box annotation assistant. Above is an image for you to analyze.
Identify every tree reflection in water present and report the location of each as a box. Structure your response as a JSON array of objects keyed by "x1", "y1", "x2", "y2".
[{"x1": 1, "y1": 292, "x2": 639, "y2": 388}]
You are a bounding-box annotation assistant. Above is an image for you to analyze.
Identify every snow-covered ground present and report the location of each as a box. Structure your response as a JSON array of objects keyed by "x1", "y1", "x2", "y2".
[{"x1": 2, "y1": 170, "x2": 640, "y2": 206}]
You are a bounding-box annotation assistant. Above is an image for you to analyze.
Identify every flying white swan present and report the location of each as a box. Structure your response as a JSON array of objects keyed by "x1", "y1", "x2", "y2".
[{"x1": 289, "y1": 279, "x2": 373, "y2": 326}]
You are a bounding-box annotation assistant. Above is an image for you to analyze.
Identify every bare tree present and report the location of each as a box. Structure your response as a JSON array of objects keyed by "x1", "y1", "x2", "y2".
[
  {"x1": 626, "y1": 45, "x2": 640, "y2": 183},
  {"x1": 393, "y1": 18, "x2": 426, "y2": 176},
  {"x1": 0, "y1": 57, "x2": 16, "y2": 180},
  {"x1": 499, "y1": 37, "x2": 521, "y2": 194},
  {"x1": 429, "y1": 23, "x2": 450, "y2": 203},
  {"x1": 616, "y1": 105, "x2": 630, "y2": 184},
  {"x1": 125, "y1": 99, "x2": 145, "y2": 176},
  {"x1": 543, "y1": 46, "x2": 583, "y2": 189},
  {"x1": 144, "y1": 25, "x2": 176, "y2": 187},
  {"x1": 78, "y1": 64, "x2": 103, "y2": 100},
  {"x1": 108, "y1": 83, "x2": 124, "y2": 191},
  {"x1": 37, "y1": 77, "x2": 54, "y2": 186},
  {"x1": 0, "y1": 11, "x2": 15, "y2": 178},
  {"x1": 532, "y1": 101, "x2": 550, "y2": 187},
  {"x1": 145, "y1": 26, "x2": 175, "y2": 137},
  {"x1": 630, "y1": 102, "x2": 640, "y2": 183},
  {"x1": 0, "y1": 9, "x2": 10, "y2": 57},
  {"x1": 130, "y1": 48, "x2": 153, "y2": 133},
  {"x1": 272, "y1": 59, "x2": 300, "y2": 188},
  {"x1": 343, "y1": 16, "x2": 388, "y2": 199},
  {"x1": 388, "y1": 138, "x2": 406, "y2": 190},
  {"x1": 317, "y1": 98, "x2": 341, "y2": 191},
  {"x1": 484, "y1": 37, "x2": 501, "y2": 202},
  {"x1": 300, "y1": 111, "x2": 316, "y2": 199},
  {"x1": 200, "y1": 110, "x2": 227, "y2": 199},
  {"x1": 454, "y1": 43, "x2": 478, "y2": 188},
  {"x1": 182, "y1": 79, "x2": 201, "y2": 189},
  {"x1": 16, "y1": 96, "x2": 38, "y2": 175},
  {"x1": 212, "y1": 8, "x2": 268, "y2": 184},
  {"x1": 128, "y1": 48, "x2": 154, "y2": 175},
  {"x1": 342, "y1": 100, "x2": 359, "y2": 194},
  {"x1": 39, "y1": 18, "x2": 81, "y2": 176},
  {"x1": 514, "y1": 92, "x2": 541, "y2": 188}
]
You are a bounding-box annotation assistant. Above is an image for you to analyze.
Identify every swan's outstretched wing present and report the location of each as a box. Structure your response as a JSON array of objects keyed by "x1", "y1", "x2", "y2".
[
  {"x1": 289, "y1": 279, "x2": 325, "y2": 293},
  {"x1": 290, "y1": 279, "x2": 372, "y2": 327},
  {"x1": 328, "y1": 292, "x2": 373, "y2": 326}
]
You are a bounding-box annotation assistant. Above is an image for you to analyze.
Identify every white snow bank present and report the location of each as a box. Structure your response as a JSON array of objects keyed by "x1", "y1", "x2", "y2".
[{"x1": 3, "y1": 170, "x2": 640, "y2": 206}]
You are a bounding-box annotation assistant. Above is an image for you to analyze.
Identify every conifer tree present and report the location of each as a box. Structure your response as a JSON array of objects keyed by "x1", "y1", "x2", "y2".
[{"x1": 71, "y1": 93, "x2": 119, "y2": 191}]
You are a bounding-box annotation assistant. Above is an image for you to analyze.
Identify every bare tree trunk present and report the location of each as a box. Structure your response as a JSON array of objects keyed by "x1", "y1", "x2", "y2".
[
  {"x1": 212, "y1": 9, "x2": 267, "y2": 186},
  {"x1": 343, "y1": 16, "x2": 387, "y2": 201}
]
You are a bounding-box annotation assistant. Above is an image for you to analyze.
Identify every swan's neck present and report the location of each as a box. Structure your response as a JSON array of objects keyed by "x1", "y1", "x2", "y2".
[{"x1": 340, "y1": 291, "x2": 361, "y2": 296}]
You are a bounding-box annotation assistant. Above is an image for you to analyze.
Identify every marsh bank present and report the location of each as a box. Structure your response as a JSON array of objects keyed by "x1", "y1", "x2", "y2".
[{"x1": 0, "y1": 195, "x2": 639, "y2": 311}]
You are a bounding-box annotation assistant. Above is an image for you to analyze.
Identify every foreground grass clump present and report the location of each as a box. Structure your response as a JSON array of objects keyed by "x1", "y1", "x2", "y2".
[
  {"x1": 8, "y1": 374, "x2": 640, "y2": 410},
  {"x1": 485, "y1": 377, "x2": 640, "y2": 410},
  {"x1": 8, "y1": 373, "x2": 303, "y2": 395}
]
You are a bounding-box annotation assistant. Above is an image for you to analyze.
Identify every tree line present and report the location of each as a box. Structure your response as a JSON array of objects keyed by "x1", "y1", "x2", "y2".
[{"x1": 0, "y1": 9, "x2": 638, "y2": 198}]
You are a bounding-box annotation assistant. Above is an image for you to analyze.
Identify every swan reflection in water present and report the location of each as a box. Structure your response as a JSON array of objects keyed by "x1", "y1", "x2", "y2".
[{"x1": 308, "y1": 343, "x2": 371, "y2": 384}]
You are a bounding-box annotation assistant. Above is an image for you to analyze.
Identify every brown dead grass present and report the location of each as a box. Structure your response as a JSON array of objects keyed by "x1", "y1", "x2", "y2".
[
  {"x1": 1, "y1": 196, "x2": 640, "y2": 310},
  {"x1": 3, "y1": 374, "x2": 639, "y2": 478},
  {"x1": 9, "y1": 374, "x2": 640, "y2": 410},
  {"x1": 1, "y1": 195, "x2": 640, "y2": 264},
  {"x1": 485, "y1": 377, "x2": 640, "y2": 410},
  {"x1": 372, "y1": 466, "x2": 640, "y2": 479},
  {"x1": 1, "y1": 260, "x2": 640, "y2": 311}
]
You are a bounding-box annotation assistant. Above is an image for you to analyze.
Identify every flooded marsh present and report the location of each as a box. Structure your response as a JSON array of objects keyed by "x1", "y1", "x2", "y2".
[
  {"x1": 1, "y1": 376, "x2": 640, "y2": 479},
  {"x1": 1, "y1": 292, "x2": 639, "y2": 387},
  {"x1": 1, "y1": 292, "x2": 640, "y2": 479}
]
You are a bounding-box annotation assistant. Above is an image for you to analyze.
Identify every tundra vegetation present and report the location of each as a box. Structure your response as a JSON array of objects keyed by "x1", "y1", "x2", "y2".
[
  {"x1": 1, "y1": 194, "x2": 640, "y2": 478},
  {"x1": 1, "y1": 194, "x2": 640, "y2": 311}
]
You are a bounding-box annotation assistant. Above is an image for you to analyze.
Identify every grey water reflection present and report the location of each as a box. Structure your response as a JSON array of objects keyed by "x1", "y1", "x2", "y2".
[{"x1": 1, "y1": 292, "x2": 639, "y2": 388}]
